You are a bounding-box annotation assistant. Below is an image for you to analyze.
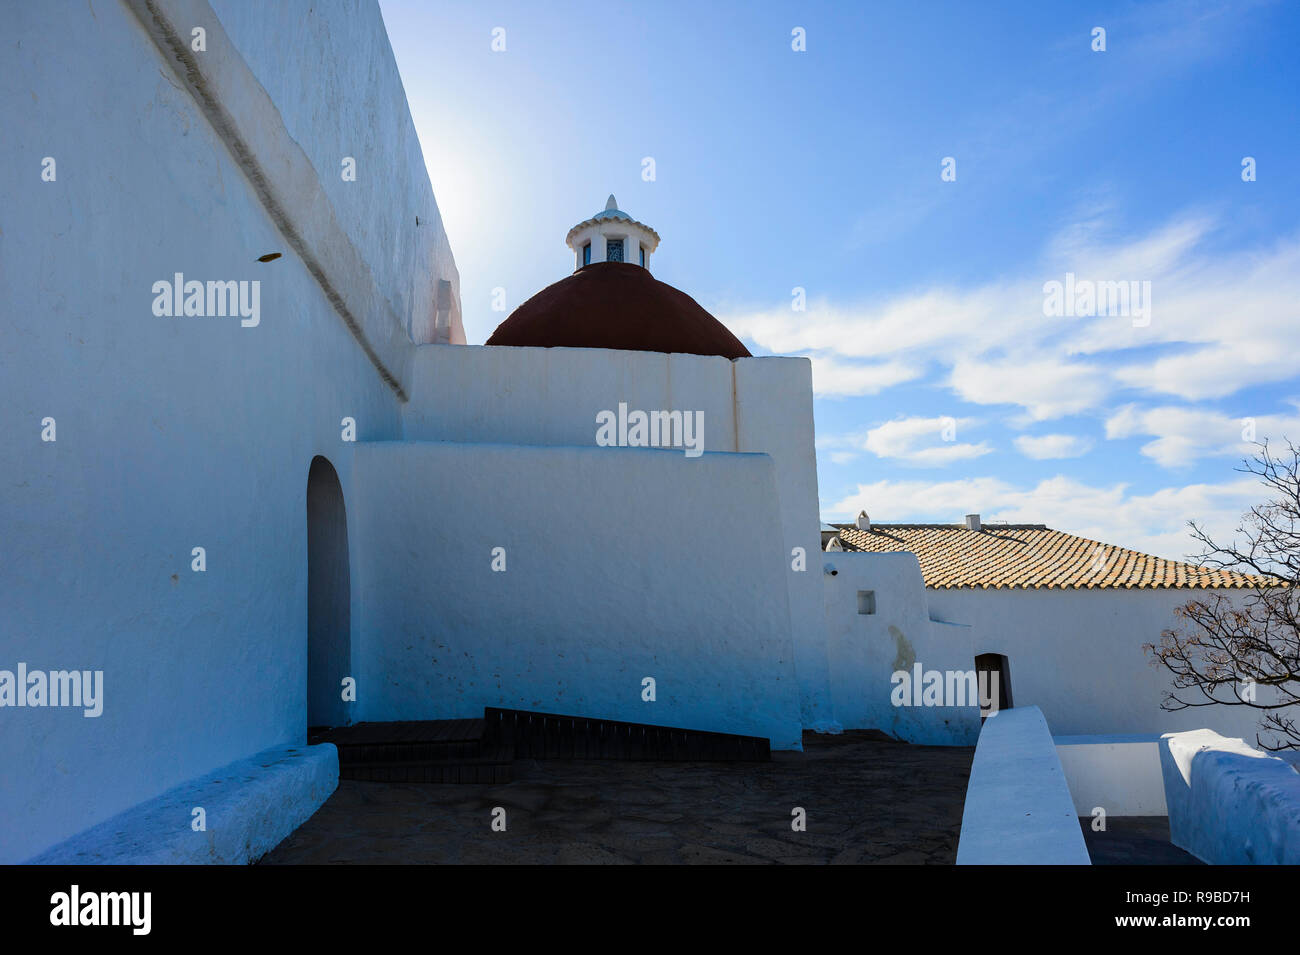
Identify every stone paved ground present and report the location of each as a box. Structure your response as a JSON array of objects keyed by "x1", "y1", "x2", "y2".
[{"x1": 262, "y1": 731, "x2": 974, "y2": 864}]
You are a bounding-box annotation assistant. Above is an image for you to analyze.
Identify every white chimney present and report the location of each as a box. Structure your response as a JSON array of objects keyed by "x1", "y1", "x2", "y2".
[
  {"x1": 964, "y1": 513, "x2": 982, "y2": 532},
  {"x1": 856, "y1": 510, "x2": 871, "y2": 531}
]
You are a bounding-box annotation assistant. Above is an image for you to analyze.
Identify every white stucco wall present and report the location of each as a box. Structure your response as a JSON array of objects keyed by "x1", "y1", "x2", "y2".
[
  {"x1": 210, "y1": 0, "x2": 462, "y2": 346},
  {"x1": 349, "y1": 441, "x2": 804, "y2": 749},
  {"x1": 0, "y1": 0, "x2": 453, "y2": 862},
  {"x1": 403, "y1": 345, "x2": 836, "y2": 726},
  {"x1": 823, "y1": 552, "x2": 980, "y2": 744},
  {"x1": 925, "y1": 588, "x2": 1271, "y2": 743}
]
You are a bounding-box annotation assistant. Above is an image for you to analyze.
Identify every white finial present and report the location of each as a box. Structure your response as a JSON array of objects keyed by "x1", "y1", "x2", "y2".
[{"x1": 605, "y1": 194, "x2": 618, "y2": 211}]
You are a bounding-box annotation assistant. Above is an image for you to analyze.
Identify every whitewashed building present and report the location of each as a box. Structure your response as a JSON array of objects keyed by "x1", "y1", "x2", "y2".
[
  {"x1": 2, "y1": 0, "x2": 1286, "y2": 866},
  {"x1": 823, "y1": 517, "x2": 1271, "y2": 745}
]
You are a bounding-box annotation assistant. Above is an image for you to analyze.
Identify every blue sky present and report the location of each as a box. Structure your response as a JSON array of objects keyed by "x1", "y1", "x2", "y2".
[{"x1": 378, "y1": 0, "x2": 1300, "y2": 559}]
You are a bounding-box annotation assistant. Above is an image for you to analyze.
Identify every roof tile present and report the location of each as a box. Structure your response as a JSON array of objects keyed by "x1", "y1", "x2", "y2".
[{"x1": 832, "y1": 523, "x2": 1270, "y2": 590}]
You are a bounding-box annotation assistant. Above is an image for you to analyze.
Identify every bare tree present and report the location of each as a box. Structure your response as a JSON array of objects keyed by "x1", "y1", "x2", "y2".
[{"x1": 1145, "y1": 440, "x2": 1300, "y2": 751}]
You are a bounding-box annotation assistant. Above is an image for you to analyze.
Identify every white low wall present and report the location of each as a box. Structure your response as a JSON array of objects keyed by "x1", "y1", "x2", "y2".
[
  {"x1": 1054, "y1": 735, "x2": 1167, "y2": 816},
  {"x1": 28, "y1": 744, "x2": 338, "y2": 864},
  {"x1": 1160, "y1": 729, "x2": 1300, "y2": 864},
  {"x1": 351, "y1": 440, "x2": 805, "y2": 749},
  {"x1": 957, "y1": 706, "x2": 1091, "y2": 865}
]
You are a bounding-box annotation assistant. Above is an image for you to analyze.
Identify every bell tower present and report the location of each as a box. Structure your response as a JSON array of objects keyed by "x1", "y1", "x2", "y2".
[{"x1": 565, "y1": 195, "x2": 661, "y2": 271}]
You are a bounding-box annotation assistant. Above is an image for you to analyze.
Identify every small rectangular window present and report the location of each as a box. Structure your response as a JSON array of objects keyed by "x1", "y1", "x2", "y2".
[
  {"x1": 857, "y1": 590, "x2": 876, "y2": 615},
  {"x1": 639, "y1": 247, "x2": 646, "y2": 267},
  {"x1": 582, "y1": 242, "x2": 591, "y2": 266},
  {"x1": 607, "y1": 238, "x2": 624, "y2": 262}
]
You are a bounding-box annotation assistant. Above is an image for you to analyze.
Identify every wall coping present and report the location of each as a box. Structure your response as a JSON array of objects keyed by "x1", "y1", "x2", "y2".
[{"x1": 957, "y1": 705, "x2": 1091, "y2": 864}]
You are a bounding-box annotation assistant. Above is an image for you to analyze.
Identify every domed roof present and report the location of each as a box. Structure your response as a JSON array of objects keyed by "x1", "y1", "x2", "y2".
[
  {"x1": 593, "y1": 194, "x2": 630, "y2": 221},
  {"x1": 485, "y1": 262, "x2": 752, "y2": 359}
]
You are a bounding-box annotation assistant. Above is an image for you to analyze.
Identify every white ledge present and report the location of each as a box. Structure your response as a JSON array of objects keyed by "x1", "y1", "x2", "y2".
[
  {"x1": 957, "y1": 706, "x2": 1091, "y2": 865},
  {"x1": 27, "y1": 744, "x2": 338, "y2": 864}
]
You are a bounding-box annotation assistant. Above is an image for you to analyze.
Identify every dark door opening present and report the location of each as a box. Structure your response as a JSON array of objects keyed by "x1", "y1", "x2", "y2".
[
  {"x1": 307, "y1": 456, "x2": 350, "y2": 731},
  {"x1": 974, "y1": 652, "x2": 1013, "y2": 721}
]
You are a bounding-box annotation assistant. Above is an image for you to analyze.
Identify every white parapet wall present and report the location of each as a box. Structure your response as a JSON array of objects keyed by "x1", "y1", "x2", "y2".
[
  {"x1": 957, "y1": 706, "x2": 1091, "y2": 865},
  {"x1": 1054, "y1": 735, "x2": 1168, "y2": 817},
  {"x1": 27, "y1": 744, "x2": 338, "y2": 864},
  {"x1": 1160, "y1": 729, "x2": 1300, "y2": 865}
]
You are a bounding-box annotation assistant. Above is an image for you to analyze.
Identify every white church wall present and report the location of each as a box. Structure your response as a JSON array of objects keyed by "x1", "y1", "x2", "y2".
[
  {"x1": 823, "y1": 553, "x2": 981, "y2": 744},
  {"x1": 1, "y1": 0, "x2": 449, "y2": 862},
  {"x1": 404, "y1": 346, "x2": 836, "y2": 726},
  {"x1": 734, "y1": 358, "x2": 838, "y2": 730},
  {"x1": 349, "y1": 441, "x2": 805, "y2": 749},
  {"x1": 925, "y1": 588, "x2": 1271, "y2": 743},
  {"x1": 209, "y1": 0, "x2": 463, "y2": 347}
]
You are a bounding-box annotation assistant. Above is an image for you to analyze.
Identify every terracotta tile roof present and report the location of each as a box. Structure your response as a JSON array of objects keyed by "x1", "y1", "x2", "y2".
[{"x1": 830, "y1": 523, "x2": 1271, "y2": 590}]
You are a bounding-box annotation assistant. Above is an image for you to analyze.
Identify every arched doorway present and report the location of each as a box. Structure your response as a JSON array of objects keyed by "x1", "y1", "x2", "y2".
[{"x1": 307, "y1": 456, "x2": 350, "y2": 730}]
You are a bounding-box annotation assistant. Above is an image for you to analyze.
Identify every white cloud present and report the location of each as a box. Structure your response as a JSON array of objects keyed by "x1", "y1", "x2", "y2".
[
  {"x1": 949, "y1": 357, "x2": 1110, "y2": 421},
  {"x1": 722, "y1": 216, "x2": 1300, "y2": 416},
  {"x1": 862, "y1": 416, "x2": 991, "y2": 466},
  {"x1": 826, "y1": 474, "x2": 1262, "y2": 562},
  {"x1": 1105, "y1": 401, "x2": 1300, "y2": 467},
  {"x1": 1014, "y1": 433, "x2": 1094, "y2": 459},
  {"x1": 819, "y1": 416, "x2": 990, "y2": 467},
  {"x1": 808, "y1": 355, "x2": 922, "y2": 398}
]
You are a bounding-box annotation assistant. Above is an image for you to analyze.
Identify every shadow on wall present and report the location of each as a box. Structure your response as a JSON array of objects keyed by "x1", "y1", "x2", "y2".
[{"x1": 307, "y1": 456, "x2": 350, "y2": 731}]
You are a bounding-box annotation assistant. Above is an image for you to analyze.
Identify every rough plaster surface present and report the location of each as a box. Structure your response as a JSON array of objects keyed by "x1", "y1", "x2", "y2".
[
  {"x1": 1160, "y1": 729, "x2": 1300, "y2": 864},
  {"x1": 28, "y1": 744, "x2": 338, "y2": 864},
  {"x1": 957, "y1": 706, "x2": 1091, "y2": 864},
  {"x1": 208, "y1": 0, "x2": 462, "y2": 348}
]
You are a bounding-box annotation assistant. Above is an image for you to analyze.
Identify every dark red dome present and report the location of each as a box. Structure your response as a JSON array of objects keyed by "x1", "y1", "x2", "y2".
[{"x1": 485, "y1": 262, "x2": 751, "y2": 359}]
